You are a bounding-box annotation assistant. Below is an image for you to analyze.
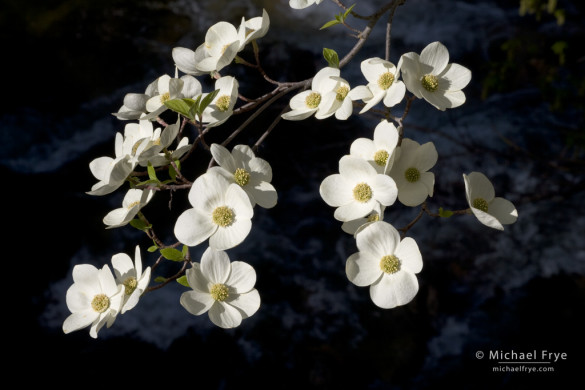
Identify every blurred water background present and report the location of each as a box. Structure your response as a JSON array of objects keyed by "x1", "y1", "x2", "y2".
[{"x1": 3, "y1": 0, "x2": 585, "y2": 388}]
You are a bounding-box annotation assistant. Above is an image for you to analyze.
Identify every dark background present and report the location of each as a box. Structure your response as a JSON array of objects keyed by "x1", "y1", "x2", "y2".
[{"x1": 3, "y1": 0, "x2": 584, "y2": 388}]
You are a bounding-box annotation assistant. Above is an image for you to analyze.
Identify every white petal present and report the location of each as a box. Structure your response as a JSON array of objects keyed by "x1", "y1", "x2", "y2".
[
  {"x1": 489, "y1": 197, "x2": 518, "y2": 226},
  {"x1": 172, "y1": 47, "x2": 203, "y2": 75},
  {"x1": 465, "y1": 172, "x2": 495, "y2": 202},
  {"x1": 248, "y1": 157, "x2": 272, "y2": 182},
  {"x1": 180, "y1": 290, "x2": 214, "y2": 316},
  {"x1": 248, "y1": 181, "x2": 278, "y2": 209},
  {"x1": 227, "y1": 289, "x2": 260, "y2": 319},
  {"x1": 111, "y1": 253, "x2": 135, "y2": 281},
  {"x1": 225, "y1": 261, "x2": 256, "y2": 293},
  {"x1": 200, "y1": 247, "x2": 231, "y2": 284},
  {"x1": 350, "y1": 138, "x2": 376, "y2": 160},
  {"x1": 394, "y1": 237, "x2": 423, "y2": 273},
  {"x1": 397, "y1": 181, "x2": 429, "y2": 207},
  {"x1": 339, "y1": 155, "x2": 376, "y2": 182},
  {"x1": 346, "y1": 252, "x2": 382, "y2": 287},
  {"x1": 382, "y1": 81, "x2": 405, "y2": 107},
  {"x1": 185, "y1": 263, "x2": 210, "y2": 292},
  {"x1": 210, "y1": 143, "x2": 237, "y2": 173},
  {"x1": 373, "y1": 120, "x2": 399, "y2": 151},
  {"x1": 209, "y1": 218, "x2": 252, "y2": 250},
  {"x1": 319, "y1": 174, "x2": 352, "y2": 207},
  {"x1": 348, "y1": 85, "x2": 373, "y2": 101},
  {"x1": 209, "y1": 301, "x2": 243, "y2": 328},
  {"x1": 439, "y1": 63, "x2": 471, "y2": 91},
  {"x1": 65, "y1": 283, "x2": 91, "y2": 313},
  {"x1": 333, "y1": 200, "x2": 375, "y2": 222},
  {"x1": 72, "y1": 264, "x2": 100, "y2": 292},
  {"x1": 420, "y1": 41, "x2": 449, "y2": 74},
  {"x1": 63, "y1": 310, "x2": 99, "y2": 334},
  {"x1": 174, "y1": 208, "x2": 218, "y2": 247},
  {"x1": 225, "y1": 184, "x2": 253, "y2": 220},
  {"x1": 355, "y1": 221, "x2": 400, "y2": 258},
  {"x1": 369, "y1": 174, "x2": 398, "y2": 206},
  {"x1": 470, "y1": 208, "x2": 504, "y2": 231},
  {"x1": 188, "y1": 172, "x2": 229, "y2": 211},
  {"x1": 369, "y1": 271, "x2": 419, "y2": 309}
]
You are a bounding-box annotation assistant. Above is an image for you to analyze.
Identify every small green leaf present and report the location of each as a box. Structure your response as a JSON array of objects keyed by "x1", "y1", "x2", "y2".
[
  {"x1": 129, "y1": 218, "x2": 151, "y2": 231},
  {"x1": 154, "y1": 276, "x2": 167, "y2": 283},
  {"x1": 323, "y1": 48, "x2": 340, "y2": 68},
  {"x1": 320, "y1": 19, "x2": 341, "y2": 30},
  {"x1": 147, "y1": 161, "x2": 158, "y2": 182},
  {"x1": 176, "y1": 275, "x2": 190, "y2": 287},
  {"x1": 198, "y1": 89, "x2": 220, "y2": 115},
  {"x1": 164, "y1": 99, "x2": 193, "y2": 119},
  {"x1": 343, "y1": 4, "x2": 356, "y2": 19},
  {"x1": 182, "y1": 244, "x2": 189, "y2": 258},
  {"x1": 160, "y1": 247, "x2": 185, "y2": 262},
  {"x1": 438, "y1": 207, "x2": 454, "y2": 218},
  {"x1": 147, "y1": 245, "x2": 158, "y2": 253},
  {"x1": 189, "y1": 95, "x2": 203, "y2": 119}
]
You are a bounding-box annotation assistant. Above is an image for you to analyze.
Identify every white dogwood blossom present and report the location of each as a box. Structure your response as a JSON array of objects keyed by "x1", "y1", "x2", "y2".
[
  {"x1": 87, "y1": 132, "x2": 134, "y2": 196},
  {"x1": 174, "y1": 171, "x2": 253, "y2": 250},
  {"x1": 144, "y1": 74, "x2": 202, "y2": 119},
  {"x1": 111, "y1": 246, "x2": 152, "y2": 314},
  {"x1": 103, "y1": 188, "x2": 154, "y2": 229},
  {"x1": 359, "y1": 57, "x2": 406, "y2": 113},
  {"x1": 63, "y1": 264, "x2": 124, "y2": 338},
  {"x1": 346, "y1": 221, "x2": 423, "y2": 309},
  {"x1": 320, "y1": 155, "x2": 398, "y2": 222},
  {"x1": 389, "y1": 138, "x2": 438, "y2": 207},
  {"x1": 350, "y1": 120, "x2": 399, "y2": 174},
  {"x1": 289, "y1": 0, "x2": 324, "y2": 9},
  {"x1": 113, "y1": 78, "x2": 158, "y2": 120},
  {"x1": 239, "y1": 9, "x2": 270, "y2": 45},
  {"x1": 180, "y1": 247, "x2": 260, "y2": 329},
  {"x1": 399, "y1": 41, "x2": 471, "y2": 111},
  {"x1": 201, "y1": 76, "x2": 239, "y2": 127},
  {"x1": 463, "y1": 172, "x2": 518, "y2": 230},
  {"x1": 281, "y1": 67, "x2": 340, "y2": 121},
  {"x1": 209, "y1": 144, "x2": 277, "y2": 209}
]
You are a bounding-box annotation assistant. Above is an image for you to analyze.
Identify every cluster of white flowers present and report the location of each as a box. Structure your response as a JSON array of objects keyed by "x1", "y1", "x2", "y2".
[
  {"x1": 310, "y1": 42, "x2": 517, "y2": 309},
  {"x1": 64, "y1": 4, "x2": 520, "y2": 338},
  {"x1": 63, "y1": 246, "x2": 151, "y2": 338}
]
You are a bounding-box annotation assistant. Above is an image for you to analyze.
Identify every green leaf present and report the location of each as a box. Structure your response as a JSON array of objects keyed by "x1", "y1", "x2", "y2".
[
  {"x1": 147, "y1": 161, "x2": 158, "y2": 182},
  {"x1": 164, "y1": 99, "x2": 193, "y2": 119},
  {"x1": 323, "y1": 48, "x2": 340, "y2": 68},
  {"x1": 160, "y1": 247, "x2": 185, "y2": 262},
  {"x1": 343, "y1": 4, "x2": 356, "y2": 19},
  {"x1": 438, "y1": 207, "x2": 454, "y2": 218},
  {"x1": 129, "y1": 218, "x2": 151, "y2": 231},
  {"x1": 182, "y1": 244, "x2": 189, "y2": 258},
  {"x1": 189, "y1": 94, "x2": 203, "y2": 119},
  {"x1": 198, "y1": 89, "x2": 220, "y2": 115},
  {"x1": 176, "y1": 275, "x2": 190, "y2": 288},
  {"x1": 154, "y1": 276, "x2": 167, "y2": 283},
  {"x1": 147, "y1": 245, "x2": 158, "y2": 253},
  {"x1": 320, "y1": 19, "x2": 341, "y2": 30}
]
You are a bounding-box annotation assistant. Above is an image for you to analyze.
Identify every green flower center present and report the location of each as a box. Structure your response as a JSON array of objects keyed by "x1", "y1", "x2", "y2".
[
  {"x1": 472, "y1": 198, "x2": 489, "y2": 212},
  {"x1": 373, "y1": 150, "x2": 389, "y2": 166},
  {"x1": 91, "y1": 294, "x2": 110, "y2": 313},
  {"x1": 216, "y1": 95, "x2": 231, "y2": 112},
  {"x1": 404, "y1": 167, "x2": 420, "y2": 183},
  {"x1": 377, "y1": 72, "x2": 395, "y2": 90},
  {"x1": 234, "y1": 168, "x2": 251, "y2": 186},
  {"x1": 353, "y1": 182, "x2": 373, "y2": 203},
  {"x1": 336, "y1": 86, "x2": 349, "y2": 102},
  {"x1": 421, "y1": 74, "x2": 439, "y2": 92},
  {"x1": 160, "y1": 92, "x2": 171, "y2": 104},
  {"x1": 367, "y1": 213, "x2": 380, "y2": 222},
  {"x1": 212, "y1": 206, "x2": 235, "y2": 227},
  {"x1": 127, "y1": 201, "x2": 141, "y2": 209},
  {"x1": 210, "y1": 283, "x2": 230, "y2": 301},
  {"x1": 379, "y1": 255, "x2": 401, "y2": 274},
  {"x1": 305, "y1": 92, "x2": 321, "y2": 109},
  {"x1": 123, "y1": 277, "x2": 138, "y2": 296}
]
